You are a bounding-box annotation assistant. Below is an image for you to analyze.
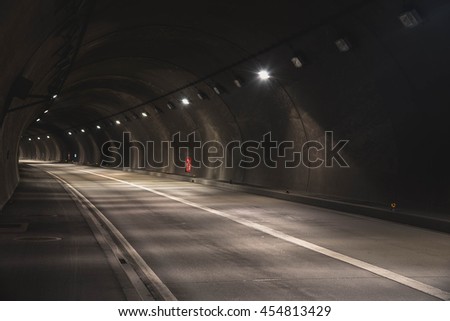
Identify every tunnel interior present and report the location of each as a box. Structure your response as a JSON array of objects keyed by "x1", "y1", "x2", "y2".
[{"x1": 2, "y1": 0, "x2": 450, "y2": 216}]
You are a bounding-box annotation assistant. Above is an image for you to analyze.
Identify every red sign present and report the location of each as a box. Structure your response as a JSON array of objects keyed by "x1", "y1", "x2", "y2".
[{"x1": 185, "y1": 156, "x2": 192, "y2": 173}]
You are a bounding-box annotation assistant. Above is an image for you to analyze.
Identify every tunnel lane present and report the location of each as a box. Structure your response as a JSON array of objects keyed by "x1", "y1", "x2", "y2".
[{"x1": 23, "y1": 163, "x2": 450, "y2": 300}]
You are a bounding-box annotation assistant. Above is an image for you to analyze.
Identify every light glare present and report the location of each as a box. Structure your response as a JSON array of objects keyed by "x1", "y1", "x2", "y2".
[{"x1": 258, "y1": 70, "x2": 270, "y2": 80}]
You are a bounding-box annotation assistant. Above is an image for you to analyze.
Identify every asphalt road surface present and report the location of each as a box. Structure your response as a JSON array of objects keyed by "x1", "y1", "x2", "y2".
[{"x1": 1, "y1": 162, "x2": 449, "y2": 300}]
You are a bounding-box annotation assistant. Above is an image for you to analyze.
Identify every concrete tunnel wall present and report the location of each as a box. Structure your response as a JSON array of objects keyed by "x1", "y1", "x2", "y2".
[
  {"x1": 0, "y1": 0, "x2": 78, "y2": 208},
  {"x1": 3, "y1": 0, "x2": 450, "y2": 215}
]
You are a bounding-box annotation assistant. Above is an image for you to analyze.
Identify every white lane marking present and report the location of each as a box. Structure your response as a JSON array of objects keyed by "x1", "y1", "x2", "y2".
[
  {"x1": 47, "y1": 170, "x2": 177, "y2": 301},
  {"x1": 52, "y1": 174, "x2": 148, "y2": 300},
  {"x1": 79, "y1": 169, "x2": 450, "y2": 301}
]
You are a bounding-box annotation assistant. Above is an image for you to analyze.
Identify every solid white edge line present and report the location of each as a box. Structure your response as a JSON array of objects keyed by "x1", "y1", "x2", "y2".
[
  {"x1": 79, "y1": 168, "x2": 450, "y2": 301},
  {"x1": 48, "y1": 172, "x2": 152, "y2": 301},
  {"x1": 47, "y1": 170, "x2": 177, "y2": 301}
]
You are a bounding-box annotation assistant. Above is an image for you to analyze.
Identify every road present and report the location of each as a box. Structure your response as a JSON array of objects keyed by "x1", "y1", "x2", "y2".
[{"x1": 1, "y1": 162, "x2": 450, "y2": 300}]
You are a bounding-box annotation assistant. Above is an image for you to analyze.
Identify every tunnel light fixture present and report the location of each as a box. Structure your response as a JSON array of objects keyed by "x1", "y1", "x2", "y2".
[
  {"x1": 399, "y1": 10, "x2": 422, "y2": 28},
  {"x1": 234, "y1": 77, "x2": 244, "y2": 88},
  {"x1": 96, "y1": 125, "x2": 101, "y2": 129},
  {"x1": 197, "y1": 91, "x2": 208, "y2": 100},
  {"x1": 167, "y1": 102, "x2": 176, "y2": 110},
  {"x1": 115, "y1": 120, "x2": 121, "y2": 125},
  {"x1": 28, "y1": 138, "x2": 32, "y2": 141},
  {"x1": 181, "y1": 98, "x2": 190, "y2": 105},
  {"x1": 141, "y1": 112, "x2": 148, "y2": 117},
  {"x1": 335, "y1": 38, "x2": 351, "y2": 52},
  {"x1": 47, "y1": 135, "x2": 50, "y2": 139},
  {"x1": 212, "y1": 86, "x2": 223, "y2": 95},
  {"x1": 68, "y1": 131, "x2": 72, "y2": 136},
  {"x1": 37, "y1": 137, "x2": 41, "y2": 140},
  {"x1": 81, "y1": 129, "x2": 85, "y2": 133},
  {"x1": 44, "y1": 109, "x2": 49, "y2": 114},
  {"x1": 36, "y1": 118, "x2": 41, "y2": 122},
  {"x1": 291, "y1": 56, "x2": 304, "y2": 68},
  {"x1": 258, "y1": 70, "x2": 271, "y2": 80},
  {"x1": 52, "y1": 94, "x2": 58, "y2": 99}
]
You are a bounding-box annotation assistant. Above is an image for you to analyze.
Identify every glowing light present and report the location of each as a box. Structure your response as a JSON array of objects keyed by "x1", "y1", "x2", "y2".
[
  {"x1": 52, "y1": 94, "x2": 58, "y2": 99},
  {"x1": 115, "y1": 120, "x2": 121, "y2": 125},
  {"x1": 96, "y1": 125, "x2": 101, "y2": 129},
  {"x1": 81, "y1": 129, "x2": 85, "y2": 133},
  {"x1": 44, "y1": 110, "x2": 49, "y2": 114},
  {"x1": 291, "y1": 57, "x2": 303, "y2": 68},
  {"x1": 258, "y1": 70, "x2": 271, "y2": 80},
  {"x1": 47, "y1": 136, "x2": 50, "y2": 139},
  {"x1": 141, "y1": 112, "x2": 148, "y2": 117},
  {"x1": 181, "y1": 98, "x2": 190, "y2": 105},
  {"x1": 36, "y1": 118, "x2": 41, "y2": 122},
  {"x1": 68, "y1": 131, "x2": 72, "y2": 135},
  {"x1": 37, "y1": 137, "x2": 40, "y2": 140}
]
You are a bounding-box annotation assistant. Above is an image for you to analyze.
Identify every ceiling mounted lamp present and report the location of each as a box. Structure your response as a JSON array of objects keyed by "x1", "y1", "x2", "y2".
[
  {"x1": 291, "y1": 56, "x2": 304, "y2": 68},
  {"x1": 52, "y1": 94, "x2": 58, "y2": 99},
  {"x1": 37, "y1": 137, "x2": 41, "y2": 140},
  {"x1": 81, "y1": 129, "x2": 85, "y2": 133},
  {"x1": 36, "y1": 118, "x2": 41, "y2": 122},
  {"x1": 47, "y1": 135, "x2": 50, "y2": 139},
  {"x1": 257, "y1": 70, "x2": 271, "y2": 80},
  {"x1": 234, "y1": 77, "x2": 244, "y2": 88},
  {"x1": 212, "y1": 85, "x2": 223, "y2": 95},
  {"x1": 167, "y1": 102, "x2": 176, "y2": 110},
  {"x1": 399, "y1": 10, "x2": 422, "y2": 28},
  {"x1": 141, "y1": 112, "x2": 148, "y2": 117},
  {"x1": 68, "y1": 131, "x2": 73, "y2": 136},
  {"x1": 96, "y1": 125, "x2": 101, "y2": 129},
  {"x1": 28, "y1": 138, "x2": 32, "y2": 141},
  {"x1": 335, "y1": 38, "x2": 351, "y2": 52},
  {"x1": 115, "y1": 120, "x2": 121, "y2": 125},
  {"x1": 181, "y1": 98, "x2": 190, "y2": 105},
  {"x1": 44, "y1": 109, "x2": 49, "y2": 114},
  {"x1": 197, "y1": 91, "x2": 208, "y2": 100}
]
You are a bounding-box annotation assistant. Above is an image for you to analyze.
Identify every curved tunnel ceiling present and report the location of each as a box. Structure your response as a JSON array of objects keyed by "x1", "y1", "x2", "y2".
[
  {"x1": 4, "y1": 0, "x2": 450, "y2": 213},
  {"x1": 24, "y1": 0, "x2": 364, "y2": 136}
]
